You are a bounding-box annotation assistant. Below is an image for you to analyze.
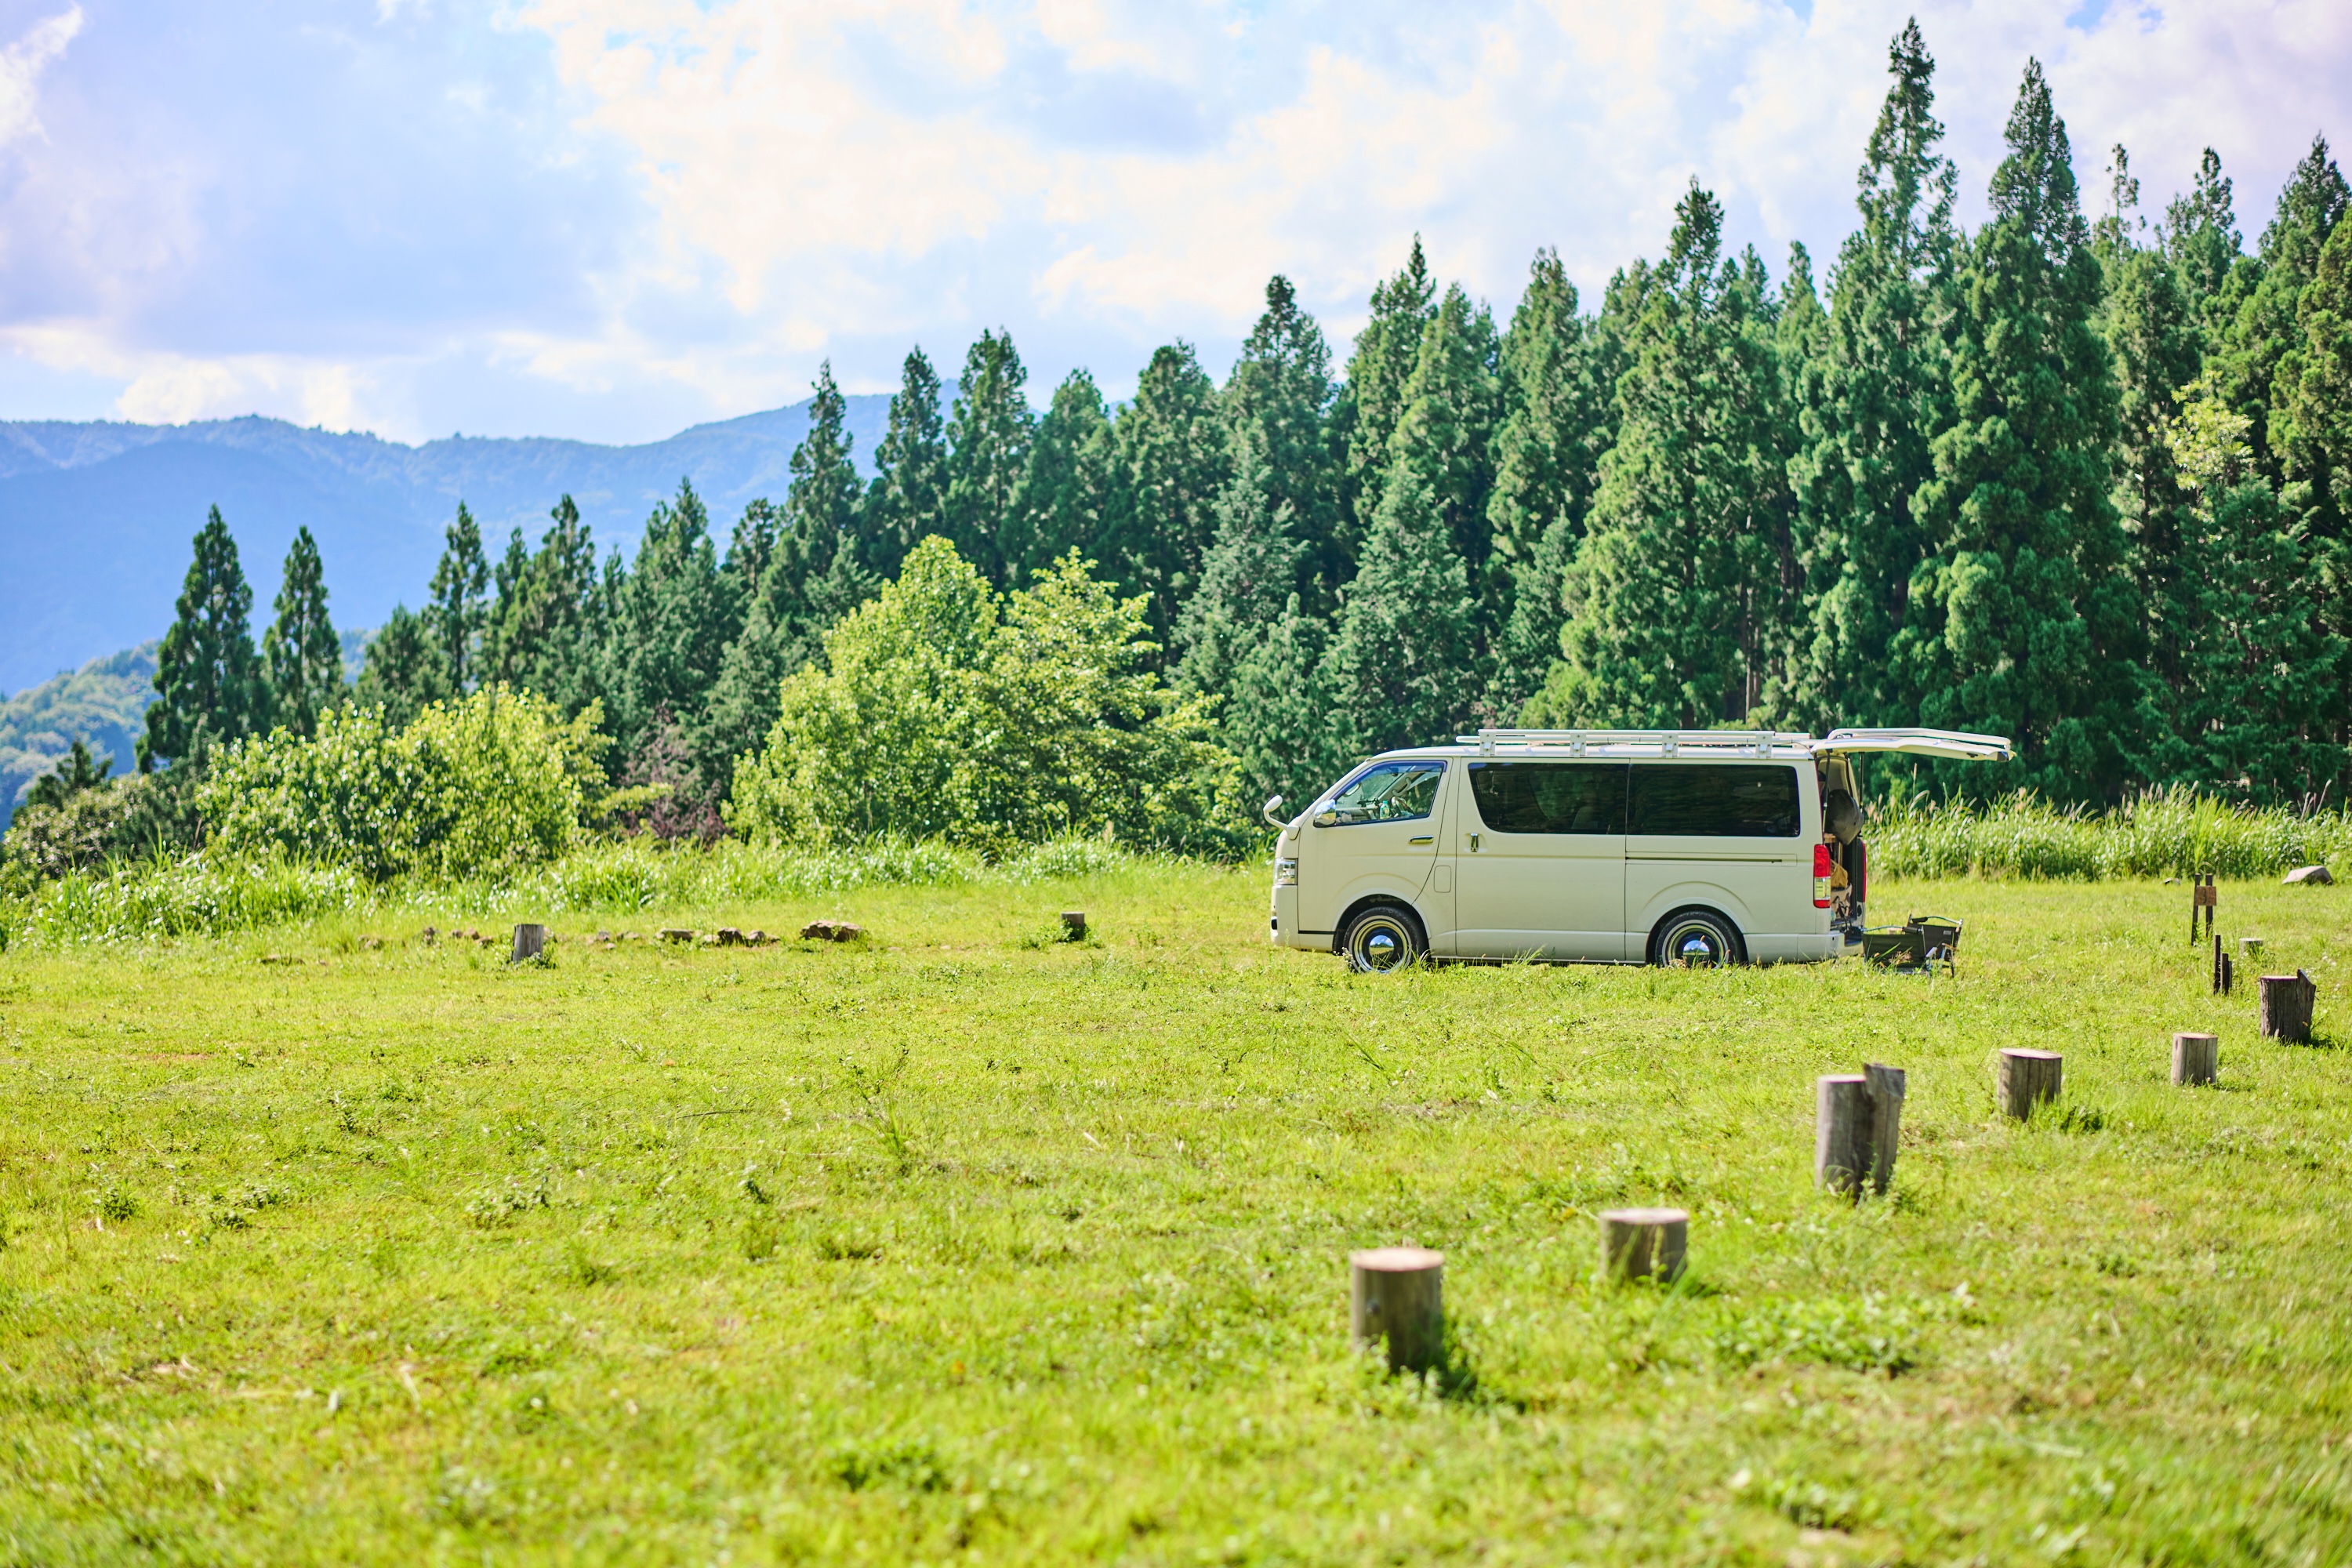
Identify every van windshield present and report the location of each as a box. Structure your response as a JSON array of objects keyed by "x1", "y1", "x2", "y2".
[
  {"x1": 1629, "y1": 764, "x2": 1800, "y2": 837},
  {"x1": 1327, "y1": 762, "x2": 1443, "y2": 825}
]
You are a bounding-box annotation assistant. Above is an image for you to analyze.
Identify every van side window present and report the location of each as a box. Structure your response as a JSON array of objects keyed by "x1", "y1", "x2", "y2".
[
  {"x1": 1629, "y1": 764, "x2": 1800, "y2": 837},
  {"x1": 1327, "y1": 762, "x2": 1444, "y2": 825},
  {"x1": 1468, "y1": 763, "x2": 1628, "y2": 833}
]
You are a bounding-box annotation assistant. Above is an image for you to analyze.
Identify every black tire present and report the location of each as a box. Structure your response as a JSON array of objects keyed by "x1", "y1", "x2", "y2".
[
  {"x1": 1341, "y1": 903, "x2": 1425, "y2": 975},
  {"x1": 1649, "y1": 908, "x2": 1744, "y2": 968}
]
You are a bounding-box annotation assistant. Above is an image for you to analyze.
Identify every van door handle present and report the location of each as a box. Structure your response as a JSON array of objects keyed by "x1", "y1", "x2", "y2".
[
  {"x1": 1468, "y1": 833, "x2": 1480, "y2": 852},
  {"x1": 1408, "y1": 835, "x2": 1434, "y2": 845}
]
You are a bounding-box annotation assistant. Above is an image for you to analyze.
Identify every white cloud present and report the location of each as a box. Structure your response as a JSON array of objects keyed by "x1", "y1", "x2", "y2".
[
  {"x1": 0, "y1": 6, "x2": 82, "y2": 148},
  {"x1": 1, "y1": 0, "x2": 2347, "y2": 442}
]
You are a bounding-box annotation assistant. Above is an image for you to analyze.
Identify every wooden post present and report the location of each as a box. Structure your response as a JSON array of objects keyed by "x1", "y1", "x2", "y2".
[
  {"x1": 2172, "y1": 1032, "x2": 2219, "y2": 1086},
  {"x1": 1060, "y1": 910, "x2": 1087, "y2": 941},
  {"x1": 2259, "y1": 971, "x2": 2317, "y2": 1044},
  {"x1": 1998, "y1": 1049, "x2": 2063, "y2": 1120},
  {"x1": 510, "y1": 923, "x2": 547, "y2": 964},
  {"x1": 1814, "y1": 1075, "x2": 1868, "y2": 1196},
  {"x1": 2190, "y1": 874, "x2": 2217, "y2": 942},
  {"x1": 1864, "y1": 1062, "x2": 1907, "y2": 1195},
  {"x1": 1348, "y1": 1247, "x2": 1443, "y2": 1372},
  {"x1": 1599, "y1": 1208, "x2": 1688, "y2": 1283},
  {"x1": 2212, "y1": 932, "x2": 2234, "y2": 996}
]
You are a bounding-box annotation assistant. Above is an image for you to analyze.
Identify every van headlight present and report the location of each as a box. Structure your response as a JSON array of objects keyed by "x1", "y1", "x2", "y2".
[{"x1": 1273, "y1": 857, "x2": 1298, "y2": 887}]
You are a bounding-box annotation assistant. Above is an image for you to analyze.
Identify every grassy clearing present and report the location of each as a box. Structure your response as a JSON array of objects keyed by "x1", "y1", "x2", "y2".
[{"x1": 2, "y1": 866, "x2": 2350, "y2": 1564}]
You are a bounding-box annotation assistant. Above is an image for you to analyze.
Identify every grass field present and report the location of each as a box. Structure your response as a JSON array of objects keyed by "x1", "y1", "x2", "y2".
[{"x1": 2, "y1": 866, "x2": 2349, "y2": 1566}]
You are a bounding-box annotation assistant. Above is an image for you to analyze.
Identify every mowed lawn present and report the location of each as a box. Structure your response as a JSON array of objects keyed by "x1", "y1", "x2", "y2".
[{"x1": 2, "y1": 869, "x2": 2350, "y2": 1566}]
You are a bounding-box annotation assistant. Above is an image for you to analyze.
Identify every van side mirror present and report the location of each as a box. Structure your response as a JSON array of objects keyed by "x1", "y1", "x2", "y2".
[{"x1": 1313, "y1": 809, "x2": 1338, "y2": 828}]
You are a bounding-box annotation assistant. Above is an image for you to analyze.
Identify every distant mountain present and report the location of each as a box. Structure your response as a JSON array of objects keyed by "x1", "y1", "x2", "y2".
[
  {"x1": 0, "y1": 642, "x2": 158, "y2": 830},
  {"x1": 0, "y1": 396, "x2": 893, "y2": 696}
]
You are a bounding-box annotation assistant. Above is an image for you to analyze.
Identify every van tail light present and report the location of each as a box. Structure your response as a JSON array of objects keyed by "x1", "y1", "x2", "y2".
[{"x1": 1813, "y1": 844, "x2": 1833, "y2": 909}]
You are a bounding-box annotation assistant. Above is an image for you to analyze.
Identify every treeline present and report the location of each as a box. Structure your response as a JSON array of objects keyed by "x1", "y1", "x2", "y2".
[{"x1": 25, "y1": 20, "x2": 2352, "y2": 876}]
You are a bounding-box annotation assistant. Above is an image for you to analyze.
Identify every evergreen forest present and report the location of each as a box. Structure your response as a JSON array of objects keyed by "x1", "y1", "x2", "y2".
[{"x1": 22, "y1": 24, "x2": 2352, "y2": 873}]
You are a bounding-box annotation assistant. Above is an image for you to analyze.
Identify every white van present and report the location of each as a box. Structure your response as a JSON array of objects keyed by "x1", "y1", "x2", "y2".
[{"x1": 1267, "y1": 728, "x2": 2011, "y2": 972}]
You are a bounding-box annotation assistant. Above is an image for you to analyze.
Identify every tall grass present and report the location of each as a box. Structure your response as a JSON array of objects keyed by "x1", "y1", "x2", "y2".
[
  {"x1": 1868, "y1": 787, "x2": 2352, "y2": 880},
  {"x1": 0, "y1": 834, "x2": 1149, "y2": 948}
]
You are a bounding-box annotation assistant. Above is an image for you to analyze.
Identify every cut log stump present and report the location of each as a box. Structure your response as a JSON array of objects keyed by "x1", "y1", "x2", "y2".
[
  {"x1": 1599, "y1": 1208, "x2": 1688, "y2": 1283},
  {"x1": 1998, "y1": 1049, "x2": 2063, "y2": 1120},
  {"x1": 1348, "y1": 1247, "x2": 1443, "y2": 1372},
  {"x1": 2172, "y1": 1031, "x2": 2219, "y2": 1086},
  {"x1": 1814, "y1": 1075, "x2": 1868, "y2": 1196},
  {"x1": 1061, "y1": 910, "x2": 1088, "y2": 941},
  {"x1": 2259, "y1": 971, "x2": 2318, "y2": 1044},
  {"x1": 510, "y1": 924, "x2": 547, "y2": 964}
]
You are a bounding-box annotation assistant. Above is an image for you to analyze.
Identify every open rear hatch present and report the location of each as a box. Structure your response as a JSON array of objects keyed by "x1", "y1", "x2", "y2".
[{"x1": 1809, "y1": 728, "x2": 2014, "y2": 764}]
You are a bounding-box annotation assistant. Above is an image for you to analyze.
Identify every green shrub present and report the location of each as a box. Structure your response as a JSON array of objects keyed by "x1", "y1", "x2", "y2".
[
  {"x1": 728, "y1": 540, "x2": 1244, "y2": 858},
  {"x1": 204, "y1": 688, "x2": 598, "y2": 880}
]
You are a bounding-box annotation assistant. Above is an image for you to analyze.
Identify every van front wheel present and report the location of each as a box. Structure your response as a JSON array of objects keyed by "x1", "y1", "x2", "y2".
[
  {"x1": 1341, "y1": 905, "x2": 1425, "y2": 975},
  {"x1": 1650, "y1": 909, "x2": 1744, "y2": 968}
]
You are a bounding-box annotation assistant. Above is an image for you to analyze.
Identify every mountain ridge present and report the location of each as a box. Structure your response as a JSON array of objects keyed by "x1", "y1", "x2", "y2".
[{"x1": 0, "y1": 395, "x2": 895, "y2": 696}]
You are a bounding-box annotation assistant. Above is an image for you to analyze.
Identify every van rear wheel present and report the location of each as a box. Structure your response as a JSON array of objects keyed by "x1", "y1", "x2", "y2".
[
  {"x1": 1341, "y1": 904, "x2": 1425, "y2": 975},
  {"x1": 1650, "y1": 909, "x2": 1744, "y2": 968}
]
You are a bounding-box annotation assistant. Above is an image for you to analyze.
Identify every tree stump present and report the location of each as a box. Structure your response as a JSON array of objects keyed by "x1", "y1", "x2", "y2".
[
  {"x1": 2241, "y1": 936, "x2": 2264, "y2": 961},
  {"x1": 2172, "y1": 1031, "x2": 2219, "y2": 1086},
  {"x1": 510, "y1": 924, "x2": 547, "y2": 964},
  {"x1": 659, "y1": 928, "x2": 695, "y2": 943},
  {"x1": 1998, "y1": 1049, "x2": 2063, "y2": 1120},
  {"x1": 1599, "y1": 1208, "x2": 1687, "y2": 1283},
  {"x1": 1814, "y1": 1075, "x2": 1868, "y2": 1196},
  {"x1": 2259, "y1": 971, "x2": 2317, "y2": 1044},
  {"x1": 1816, "y1": 1067, "x2": 1906, "y2": 1198},
  {"x1": 2284, "y1": 865, "x2": 2333, "y2": 886},
  {"x1": 1348, "y1": 1247, "x2": 1443, "y2": 1372},
  {"x1": 1061, "y1": 910, "x2": 1088, "y2": 941},
  {"x1": 1864, "y1": 1062, "x2": 1907, "y2": 1194}
]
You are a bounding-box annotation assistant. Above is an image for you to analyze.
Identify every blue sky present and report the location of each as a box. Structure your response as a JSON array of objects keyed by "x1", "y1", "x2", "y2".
[{"x1": 0, "y1": 0, "x2": 2343, "y2": 446}]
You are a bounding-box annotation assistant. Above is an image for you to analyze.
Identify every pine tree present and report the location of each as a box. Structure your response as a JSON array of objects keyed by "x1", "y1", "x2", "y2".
[
  {"x1": 351, "y1": 604, "x2": 452, "y2": 729},
  {"x1": 1783, "y1": 19, "x2": 1959, "y2": 731},
  {"x1": 605, "y1": 479, "x2": 739, "y2": 761},
  {"x1": 262, "y1": 524, "x2": 342, "y2": 736},
  {"x1": 1487, "y1": 250, "x2": 1588, "y2": 708},
  {"x1": 485, "y1": 524, "x2": 532, "y2": 681},
  {"x1": 2142, "y1": 380, "x2": 2347, "y2": 800},
  {"x1": 1102, "y1": 342, "x2": 1227, "y2": 656},
  {"x1": 1541, "y1": 184, "x2": 1795, "y2": 728},
  {"x1": 1319, "y1": 460, "x2": 1480, "y2": 757},
  {"x1": 1334, "y1": 238, "x2": 1437, "y2": 565},
  {"x1": 426, "y1": 503, "x2": 489, "y2": 694},
  {"x1": 2162, "y1": 147, "x2": 2243, "y2": 328},
  {"x1": 2219, "y1": 136, "x2": 2348, "y2": 488},
  {"x1": 1016, "y1": 369, "x2": 1113, "y2": 579},
  {"x1": 2274, "y1": 201, "x2": 2352, "y2": 553},
  {"x1": 860, "y1": 348, "x2": 949, "y2": 581},
  {"x1": 1222, "y1": 275, "x2": 1338, "y2": 605},
  {"x1": 944, "y1": 330, "x2": 1033, "y2": 585},
  {"x1": 143, "y1": 506, "x2": 268, "y2": 768},
  {"x1": 490, "y1": 495, "x2": 601, "y2": 719},
  {"x1": 1175, "y1": 421, "x2": 1305, "y2": 699},
  {"x1": 1382, "y1": 282, "x2": 1502, "y2": 664},
  {"x1": 1898, "y1": 60, "x2": 2140, "y2": 796}
]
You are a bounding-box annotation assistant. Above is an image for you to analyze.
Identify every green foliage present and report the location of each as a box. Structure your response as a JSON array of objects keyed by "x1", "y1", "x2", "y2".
[
  {"x1": 1014, "y1": 368, "x2": 1112, "y2": 583},
  {"x1": 484, "y1": 495, "x2": 603, "y2": 720},
  {"x1": 1221, "y1": 275, "x2": 1338, "y2": 606},
  {"x1": 728, "y1": 539, "x2": 1239, "y2": 856},
  {"x1": 145, "y1": 505, "x2": 269, "y2": 770},
  {"x1": 24, "y1": 738, "x2": 111, "y2": 811},
  {"x1": 202, "y1": 688, "x2": 597, "y2": 880},
  {"x1": 1784, "y1": 21, "x2": 1958, "y2": 732},
  {"x1": 859, "y1": 348, "x2": 949, "y2": 582},
  {"x1": 1543, "y1": 184, "x2": 1795, "y2": 729},
  {"x1": 1865, "y1": 786, "x2": 2352, "y2": 879},
  {"x1": 944, "y1": 331, "x2": 1033, "y2": 585},
  {"x1": 604, "y1": 480, "x2": 739, "y2": 760},
  {"x1": 1900, "y1": 62, "x2": 2138, "y2": 798},
  {"x1": 351, "y1": 604, "x2": 453, "y2": 731},
  {"x1": 0, "y1": 641, "x2": 156, "y2": 830},
  {"x1": 426, "y1": 503, "x2": 490, "y2": 695},
  {"x1": 262, "y1": 525, "x2": 343, "y2": 737},
  {"x1": 1101, "y1": 342, "x2": 1228, "y2": 657}
]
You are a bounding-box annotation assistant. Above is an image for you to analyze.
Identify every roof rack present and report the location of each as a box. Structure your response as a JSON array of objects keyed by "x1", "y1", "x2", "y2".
[{"x1": 1458, "y1": 728, "x2": 1813, "y2": 758}]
